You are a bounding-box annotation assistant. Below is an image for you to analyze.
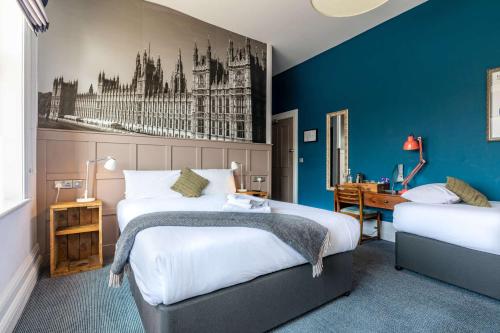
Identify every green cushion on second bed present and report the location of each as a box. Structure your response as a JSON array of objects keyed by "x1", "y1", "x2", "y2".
[{"x1": 446, "y1": 176, "x2": 491, "y2": 208}]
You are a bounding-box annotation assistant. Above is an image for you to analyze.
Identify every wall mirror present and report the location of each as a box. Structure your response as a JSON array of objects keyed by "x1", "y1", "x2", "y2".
[{"x1": 326, "y1": 109, "x2": 349, "y2": 191}]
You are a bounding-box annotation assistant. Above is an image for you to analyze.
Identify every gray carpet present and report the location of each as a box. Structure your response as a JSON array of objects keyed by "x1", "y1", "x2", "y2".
[{"x1": 14, "y1": 241, "x2": 500, "y2": 333}]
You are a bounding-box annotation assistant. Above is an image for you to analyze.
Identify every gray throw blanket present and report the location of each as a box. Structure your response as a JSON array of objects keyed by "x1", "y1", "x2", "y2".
[{"x1": 109, "y1": 211, "x2": 331, "y2": 288}]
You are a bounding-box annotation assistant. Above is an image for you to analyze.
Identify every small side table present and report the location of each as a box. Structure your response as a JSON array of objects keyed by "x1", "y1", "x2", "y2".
[
  {"x1": 49, "y1": 200, "x2": 103, "y2": 277},
  {"x1": 240, "y1": 191, "x2": 269, "y2": 199}
]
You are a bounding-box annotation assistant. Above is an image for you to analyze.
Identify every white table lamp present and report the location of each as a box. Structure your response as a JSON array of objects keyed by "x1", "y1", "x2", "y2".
[
  {"x1": 230, "y1": 161, "x2": 247, "y2": 192},
  {"x1": 77, "y1": 156, "x2": 117, "y2": 203}
]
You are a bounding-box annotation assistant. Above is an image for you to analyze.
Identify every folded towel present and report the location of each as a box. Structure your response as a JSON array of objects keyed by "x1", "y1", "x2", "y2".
[
  {"x1": 222, "y1": 203, "x2": 271, "y2": 213},
  {"x1": 227, "y1": 198, "x2": 253, "y2": 209},
  {"x1": 227, "y1": 194, "x2": 252, "y2": 205},
  {"x1": 228, "y1": 193, "x2": 266, "y2": 207}
]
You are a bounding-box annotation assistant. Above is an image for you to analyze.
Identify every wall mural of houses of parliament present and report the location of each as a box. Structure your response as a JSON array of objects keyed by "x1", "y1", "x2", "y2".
[{"x1": 38, "y1": 0, "x2": 268, "y2": 143}]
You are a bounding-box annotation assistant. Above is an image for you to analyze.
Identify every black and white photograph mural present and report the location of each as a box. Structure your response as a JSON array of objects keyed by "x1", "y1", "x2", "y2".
[{"x1": 38, "y1": 0, "x2": 268, "y2": 143}]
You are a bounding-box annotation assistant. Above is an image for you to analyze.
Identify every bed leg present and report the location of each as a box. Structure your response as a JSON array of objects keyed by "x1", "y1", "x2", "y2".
[{"x1": 395, "y1": 265, "x2": 403, "y2": 271}]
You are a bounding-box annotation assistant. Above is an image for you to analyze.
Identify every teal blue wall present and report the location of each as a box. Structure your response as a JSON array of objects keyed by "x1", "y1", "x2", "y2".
[{"x1": 273, "y1": 0, "x2": 500, "y2": 214}]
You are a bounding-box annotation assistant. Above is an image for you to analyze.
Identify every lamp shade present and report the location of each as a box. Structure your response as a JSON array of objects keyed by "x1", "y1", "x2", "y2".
[
  {"x1": 403, "y1": 135, "x2": 420, "y2": 151},
  {"x1": 103, "y1": 157, "x2": 117, "y2": 171},
  {"x1": 230, "y1": 161, "x2": 239, "y2": 171},
  {"x1": 311, "y1": 0, "x2": 388, "y2": 17}
]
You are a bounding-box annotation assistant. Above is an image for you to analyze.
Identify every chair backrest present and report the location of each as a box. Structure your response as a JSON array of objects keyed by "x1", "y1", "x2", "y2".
[{"x1": 334, "y1": 185, "x2": 363, "y2": 212}]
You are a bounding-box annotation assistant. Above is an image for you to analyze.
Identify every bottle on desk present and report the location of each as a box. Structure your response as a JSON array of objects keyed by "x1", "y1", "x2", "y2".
[{"x1": 346, "y1": 168, "x2": 353, "y2": 183}]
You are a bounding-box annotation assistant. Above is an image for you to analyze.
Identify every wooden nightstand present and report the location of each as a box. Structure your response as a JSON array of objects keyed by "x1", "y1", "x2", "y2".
[
  {"x1": 239, "y1": 191, "x2": 269, "y2": 199},
  {"x1": 49, "y1": 200, "x2": 103, "y2": 277}
]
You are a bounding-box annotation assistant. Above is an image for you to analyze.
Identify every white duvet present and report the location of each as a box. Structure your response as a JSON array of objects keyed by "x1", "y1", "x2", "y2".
[
  {"x1": 394, "y1": 201, "x2": 500, "y2": 255},
  {"x1": 116, "y1": 194, "x2": 359, "y2": 306}
]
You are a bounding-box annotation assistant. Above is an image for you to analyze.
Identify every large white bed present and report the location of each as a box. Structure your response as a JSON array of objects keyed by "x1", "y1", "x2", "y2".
[
  {"x1": 394, "y1": 201, "x2": 500, "y2": 255},
  {"x1": 117, "y1": 193, "x2": 359, "y2": 306}
]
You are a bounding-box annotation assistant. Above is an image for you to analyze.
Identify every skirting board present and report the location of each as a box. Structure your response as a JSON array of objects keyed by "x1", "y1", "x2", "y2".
[
  {"x1": 0, "y1": 244, "x2": 41, "y2": 333},
  {"x1": 363, "y1": 220, "x2": 396, "y2": 242}
]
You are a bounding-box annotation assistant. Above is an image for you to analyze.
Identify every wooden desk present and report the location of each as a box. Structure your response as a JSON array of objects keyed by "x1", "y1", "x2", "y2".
[
  {"x1": 363, "y1": 191, "x2": 407, "y2": 210},
  {"x1": 339, "y1": 183, "x2": 407, "y2": 210}
]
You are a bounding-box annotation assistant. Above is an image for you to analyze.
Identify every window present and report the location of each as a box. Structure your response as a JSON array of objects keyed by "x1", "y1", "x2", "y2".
[
  {"x1": 218, "y1": 121, "x2": 223, "y2": 136},
  {"x1": 236, "y1": 122, "x2": 245, "y2": 139},
  {"x1": 197, "y1": 119, "x2": 204, "y2": 133},
  {"x1": 0, "y1": 1, "x2": 26, "y2": 211}
]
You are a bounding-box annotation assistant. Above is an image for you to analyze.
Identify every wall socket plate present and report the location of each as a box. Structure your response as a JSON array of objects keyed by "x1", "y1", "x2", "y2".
[
  {"x1": 73, "y1": 180, "x2": 84, "y2": 189},
  {"x1": 54, "y1": 180, "x2": 73, "y2": 189}
]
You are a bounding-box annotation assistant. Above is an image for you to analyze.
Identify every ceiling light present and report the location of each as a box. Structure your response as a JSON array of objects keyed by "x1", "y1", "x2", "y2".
[{"x1": 311, "y1": 0, "x2": 389, "y2": 17}]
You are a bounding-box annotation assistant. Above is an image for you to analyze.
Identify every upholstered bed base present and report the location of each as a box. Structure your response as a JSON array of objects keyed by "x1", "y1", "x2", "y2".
[
  {"x1": 395, "y1": 232, "x2": 500, "y2": 300},
  {"x1": 128, "y1": 251, "x2": 353, "y2": 333}
]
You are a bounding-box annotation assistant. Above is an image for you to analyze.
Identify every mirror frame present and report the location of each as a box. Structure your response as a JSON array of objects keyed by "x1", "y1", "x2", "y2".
[{"x1": 326, "y1": 109, "x2": 349, "y2": 191}]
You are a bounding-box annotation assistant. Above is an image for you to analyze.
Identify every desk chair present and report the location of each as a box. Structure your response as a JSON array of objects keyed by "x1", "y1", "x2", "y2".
[{"x1": 334, "y1": 185, "x2": 381, "y2": 244}]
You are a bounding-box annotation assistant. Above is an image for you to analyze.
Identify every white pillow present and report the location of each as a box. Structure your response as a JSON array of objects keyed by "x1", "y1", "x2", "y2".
[
  {"x1": 192, "y1": 169, "x2": 236, "y2": 195},
  {"x1": 401, "y1": 183, "x2": 460, "y2": 204},
  {"x1": 123, "y1": 170, "x2": 182, "y2": 199}
]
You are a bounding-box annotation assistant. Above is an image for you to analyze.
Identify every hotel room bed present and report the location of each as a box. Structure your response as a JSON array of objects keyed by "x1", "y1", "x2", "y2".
[
  {"x1": 117, "y1": 193, "x2": 360, "y2": 332},
  {"x1": 393, "y1": 201, "x2": 500, "y2": 300}
]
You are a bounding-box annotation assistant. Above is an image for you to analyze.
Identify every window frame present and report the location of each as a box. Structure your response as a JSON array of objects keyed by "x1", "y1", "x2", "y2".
[{"x1": 0, "y1": 3, "x2": 35, "y2": 215}]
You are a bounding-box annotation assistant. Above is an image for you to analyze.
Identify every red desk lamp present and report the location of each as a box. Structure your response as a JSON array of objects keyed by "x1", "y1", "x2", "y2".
[{"x1": 401, "y1": 135, "x2": 426, "y2": 193}]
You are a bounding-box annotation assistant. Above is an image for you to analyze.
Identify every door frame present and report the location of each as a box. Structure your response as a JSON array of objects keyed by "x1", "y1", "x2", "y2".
[{"x1": 272, "y1": 109, "x2": 298, "y2": 203}]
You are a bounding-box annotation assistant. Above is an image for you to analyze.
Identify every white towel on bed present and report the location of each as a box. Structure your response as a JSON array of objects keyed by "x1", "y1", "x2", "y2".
[
  {"x1": 224, "y1": 194, "x2": 271, "y2": 213},
  {"x1": 222, "y1": 202, "x2": 271, "y2": 213}
]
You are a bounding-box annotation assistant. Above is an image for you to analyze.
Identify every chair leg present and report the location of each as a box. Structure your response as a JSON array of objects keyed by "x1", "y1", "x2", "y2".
[
  {"x1": 376, "y1": 212, "x2": 381, "y2": 240},
  {"x1": 358, "y1": 217, "x2": 363, "y2": 245}
]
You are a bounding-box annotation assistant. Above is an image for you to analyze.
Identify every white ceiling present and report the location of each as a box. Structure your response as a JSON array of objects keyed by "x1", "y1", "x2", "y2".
[{"x1": 148, "y1": 0, "x2": 426, "y2": 75}]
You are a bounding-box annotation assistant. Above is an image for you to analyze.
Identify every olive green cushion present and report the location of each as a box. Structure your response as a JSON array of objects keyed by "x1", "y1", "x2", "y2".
[
  {"x1": 171, "y1": 168, "x2": 209, "y2": 198},
  {"x1": 445, "y1": 177, "x2": 491, "y2": 208}
]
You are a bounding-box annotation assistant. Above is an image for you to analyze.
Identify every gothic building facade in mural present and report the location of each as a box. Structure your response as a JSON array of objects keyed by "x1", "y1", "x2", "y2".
[{"x1": 44, "y1": 39, "x2": 267, "y2": 143}]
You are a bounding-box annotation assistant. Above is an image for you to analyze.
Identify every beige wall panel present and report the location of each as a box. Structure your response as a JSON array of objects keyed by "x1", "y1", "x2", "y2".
[
  {"x1": 103, "y1": 244, "x2": 115, "y2": 260},
  {"x1": 171, "y1": 146, "x2": 196, "y2": 170},
  {"x1": 96, "y1": 142, "x2": 135, "y2": 178},
  {"x1": 201, "y1": 148, "x2": 224, "y2": 169},
  {"x1": 102, "y1": 215, "x2": 119, "y2": 246},
  {"x1": 36, "y1": 140, "x2": 47, "y2": 258},
  {"x1": 46, "y1": 181, "x2": 82, "y2": 205},
  {"x1": 96, "y1": 179, "x2": 125, "y2": 215},
  {"x1": 227, "y1": 149, "x2": 247, "y2": 170},
  {"x1": 137, "y1": 144, "x2": 167, "y2": 170},
  {"x1": 46, "y1": 140, "x2": 90, "y2": 174},
  {"x1": 37, "y1": 129, "x2": 272, "y2": 264},
  {"x1": 250, "y1": 150, "x2": 269, "y2": 173}
]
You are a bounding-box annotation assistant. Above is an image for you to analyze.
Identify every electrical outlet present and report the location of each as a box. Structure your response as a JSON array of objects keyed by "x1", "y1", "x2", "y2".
[
  {"x1": 73, "y1": 179, "x2": 84, "y2": 189},
  {"x1": 396, "y1": 164, "x2": 404, "y2": 182},
  {"x1": 54, "y1": 180, "x2": 73, "y2": 189}
]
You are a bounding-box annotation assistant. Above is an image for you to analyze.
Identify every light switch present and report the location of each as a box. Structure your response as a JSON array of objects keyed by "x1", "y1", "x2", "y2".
[{"x1": 299, "y1": 157, "x2": 304, "y2": 163}]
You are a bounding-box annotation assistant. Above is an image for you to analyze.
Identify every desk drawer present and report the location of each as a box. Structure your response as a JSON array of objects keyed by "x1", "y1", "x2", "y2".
[{"x1": 364, "y1": 192, "x2": 407, "y2": 210}]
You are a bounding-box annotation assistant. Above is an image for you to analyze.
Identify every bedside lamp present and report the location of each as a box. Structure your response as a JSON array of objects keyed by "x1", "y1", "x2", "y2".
[
  {"x1": 77, "y1": 156, "x2": 117, "y2": 203},
  {"x1": 401, "y1": 135, "x2": 426, "y2": 193},
  {"x1": 230, "y1": 161, "x2": 247, "y2": 192}
]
